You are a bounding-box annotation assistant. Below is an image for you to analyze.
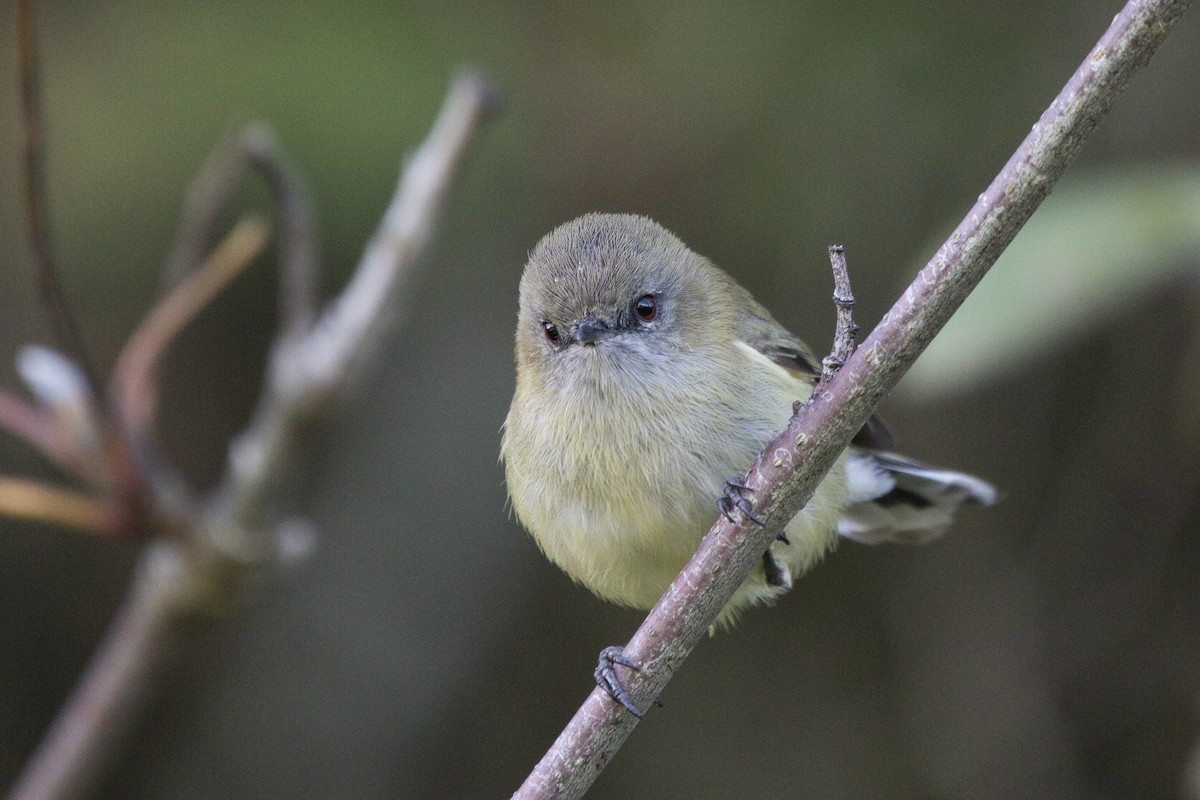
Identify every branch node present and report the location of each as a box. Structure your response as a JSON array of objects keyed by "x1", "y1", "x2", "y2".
[{"x1": 818, "y1": 244, "x2": 858, "y2": 389}]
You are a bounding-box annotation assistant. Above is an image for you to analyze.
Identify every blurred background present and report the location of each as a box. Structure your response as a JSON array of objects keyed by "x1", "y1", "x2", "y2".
[{"x1": 2, "y1": 1, "x2": 1199, "y2": 798}]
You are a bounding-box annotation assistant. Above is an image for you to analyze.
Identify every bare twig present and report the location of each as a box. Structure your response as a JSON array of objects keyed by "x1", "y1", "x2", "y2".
[
  {"x1": 218, "y1": 72, "x2": 499, "y2": 535},
  {"x1": 817, "y1": 245, "x2": 857, "y2": 389},
  {"x1": 7, "y1": 541, "x2": 203, "y2": 800},
  {"x1": 113, "y1": 217, "x2": 270, "y2": 440},
  {"x1": 17, "y1": 0, "x2": 147, "y2": 531},
  {"x1": 161, "y1": 125, "x2": 318, "y2": 338},
  {"x1": 16, "y1": 0, "x2": 102, "y2": 398},
  {"x1": 513, "y1": 1, "x2": 1191, "y2": 797},
  {"x1": 6, "y1": 72, "x2": 497, "y2": 800},
  {"x1": 239, "y1": 125, "x2": 319, "y2": 338},
  {"x1": 160, "y1": 130, "x2": 248, "y2": 289},
  {"x1": 13, "y1": 347, "x2": 116, "y2": 495},
  {"x1": 0, "y1": 389, "x2": 83, "y2": 475},
  {"x1": 0, "y1": 477, "x2": 126, "y2": 535}
]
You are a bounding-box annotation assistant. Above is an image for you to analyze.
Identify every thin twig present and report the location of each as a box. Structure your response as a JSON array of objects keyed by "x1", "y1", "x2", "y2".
[
  {"x1": 6, "y1": 73, "x2": 497, "y2": 800},
  {"x1": 218, "y1": 72, "x2": 499, "y2": 535},
  {"x1": 17, "y1": 0, "x2": 146, "y2": 530},
  {"x1": 6, "y1": 540, "x2": 203, "y2": 800},
  {"x1": 239, "y1": 125, "x2": 319, "y2": 338},
  {"x1": 113, "y1": 217, "x2": 270, "y2": 440},
  {"x1": 513, "y1": 1, "x2": 1191, "y2": 797},
  {"x1": 0, "y1": 388, "x2": 83, "y2": 475},
  {"x1": 0, "y1": 476, "x2": 126, "y2": 536},
  {"x1": 16, "y1": 0, "x2": 102, "y2": 398},
  {"x1": 817, "y1": 245, "x2": 857, "y2": 389},
  {"x1": 160, "y1": 129, "x2": 247, "y2": 290},
  {"x1": 160, "y1": 124, "x2": 318, "y2": 340}
]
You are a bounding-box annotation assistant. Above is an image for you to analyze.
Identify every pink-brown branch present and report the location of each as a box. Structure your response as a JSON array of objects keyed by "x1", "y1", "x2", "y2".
[{"x1": 514, "y1": 1, "x2": 1192, "y2": 797}]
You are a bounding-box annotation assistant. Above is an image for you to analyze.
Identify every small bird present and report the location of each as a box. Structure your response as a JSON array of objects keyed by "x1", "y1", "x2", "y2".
[{"x1": 501, "y1": 214, "x2": 994, "y2": 706}]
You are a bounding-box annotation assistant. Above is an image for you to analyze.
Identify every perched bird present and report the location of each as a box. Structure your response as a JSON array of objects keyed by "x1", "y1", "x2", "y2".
[{"x1": 501, "y1": 213, "x2": 994, "y2": 707}]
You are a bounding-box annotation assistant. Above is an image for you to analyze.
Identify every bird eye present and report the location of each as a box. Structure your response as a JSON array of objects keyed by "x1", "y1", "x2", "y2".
[
  {"x1": 542, "y1": 320, "x2": 560, "y2": 344},
  {"x1": 634, "y1": 294, "x2": 658, "y2": 322}
]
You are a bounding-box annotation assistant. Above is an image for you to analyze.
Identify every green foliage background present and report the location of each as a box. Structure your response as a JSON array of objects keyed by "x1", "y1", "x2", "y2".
[{"x1": 2, "y1": 2, "x2": 1199, "y2": 798}]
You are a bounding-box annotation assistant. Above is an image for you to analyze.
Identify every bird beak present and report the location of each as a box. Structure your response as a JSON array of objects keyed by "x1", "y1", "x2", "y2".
[{"x1": 574, "y1": 316, "x2": 612, "y2": 344}]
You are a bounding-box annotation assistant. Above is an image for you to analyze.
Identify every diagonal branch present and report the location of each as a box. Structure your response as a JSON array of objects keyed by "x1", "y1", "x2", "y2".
[
  {"x1": 217, "y1": 72, "x2": 500, "y2": 535},
  {"x1": 513, "y1": 1, "x2": 1192, "y2": 797}
]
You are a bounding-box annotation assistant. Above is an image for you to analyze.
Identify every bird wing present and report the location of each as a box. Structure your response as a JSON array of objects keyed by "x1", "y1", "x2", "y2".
[
  {"x1": 728, "y1": 281, "x2": 995, "y2": 543},
  {"x1": 731, "y1": 287, "x2": 894, "y2": 451}
]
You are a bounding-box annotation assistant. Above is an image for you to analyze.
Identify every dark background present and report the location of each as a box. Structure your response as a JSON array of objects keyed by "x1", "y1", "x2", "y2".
[{"x1": 2, "y1": 2, "x2": 1200, "y2": 798}]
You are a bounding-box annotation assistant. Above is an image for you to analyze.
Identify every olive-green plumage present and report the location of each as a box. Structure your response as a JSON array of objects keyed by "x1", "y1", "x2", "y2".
[{"x1": 502, "y1": 213, "x2": 993, "y2": 629}]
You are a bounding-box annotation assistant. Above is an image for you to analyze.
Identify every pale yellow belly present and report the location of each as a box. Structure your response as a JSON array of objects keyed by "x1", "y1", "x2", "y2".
[{"x1": 503, "y1": 340, "x2": 848, "y2": 625}]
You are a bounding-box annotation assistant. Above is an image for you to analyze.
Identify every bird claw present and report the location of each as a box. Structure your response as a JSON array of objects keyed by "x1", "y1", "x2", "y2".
[
  {"x1": 595, "y1": 645, "x2": 644, "y2": 718},
  {"x1": 718, "y1": 477, "x2": 765, "y2": 526}
]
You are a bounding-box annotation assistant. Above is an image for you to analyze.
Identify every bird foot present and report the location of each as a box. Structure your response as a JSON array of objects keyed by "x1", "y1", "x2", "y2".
[
  {"x1": 594, "y1": 646, "x2": 663, "y2": 719},
  {"x1": 718, "y1": 476, "x2": 767, "y2": 527}
]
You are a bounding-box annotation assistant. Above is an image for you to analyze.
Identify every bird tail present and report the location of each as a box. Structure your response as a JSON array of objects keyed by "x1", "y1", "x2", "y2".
[{"x1": 838, "y1": 450, "x2": 998, "y2": 545}]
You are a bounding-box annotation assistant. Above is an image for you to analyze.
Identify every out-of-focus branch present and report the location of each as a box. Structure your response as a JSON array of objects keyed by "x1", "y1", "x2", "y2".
[
  {"x1": 113, "y1": 217, "x2": 270, "y2": 441},
  {"x1": 0, "y1": 477, "x2": 126, "y2": 535},
  {"x1": 7, "y1": 541, "x2": 199, "y2": 800},
  {"x1": 217, "y1": 73, "x2": 499, "y2": 535},
  {"x1": 17, "y1": 0, "x2": 102, "y2": 398},
  {"x1": 161, "y1": 125, "x2": 318, "y2": 338},
  {"x1": 240, "y1": 125, "x2": 319, "y2": 338},
  {"x1": 17, "y1": 0, "x2": 146, "y2": 521},
  {"x1": 6, "y1": 72, "x2": 497, "y2": 800},
  {"x1": 160, "y1": 129, "x2": 248, "y2": 289},
  {"x1": 513, "y1": 1, "x2": 1191, "y2": 797},
  {"x1": 0, "y1": 389, "x2": 81, "y2": 475}
]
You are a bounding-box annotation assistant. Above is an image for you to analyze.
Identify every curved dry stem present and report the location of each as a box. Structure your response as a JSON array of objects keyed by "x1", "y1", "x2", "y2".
[
  {"x1": 161, "y1": 124, "x2": 318, "y2": 339},
  {"x1": 160, "y1": 127, "x2": 252, "y2": 290},
  {"x1": 514, "y1": 1, "x2": 1192, "y2": 797},
  {"x1": 239, "y1": 125, "x2": 319, "y2": 338},
  {"x1": 112, "y1": 217, "x2": 270, "y2": 439},
  {"x1": 17, "y1": 0, "x2": 102, "y2": 398}
]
